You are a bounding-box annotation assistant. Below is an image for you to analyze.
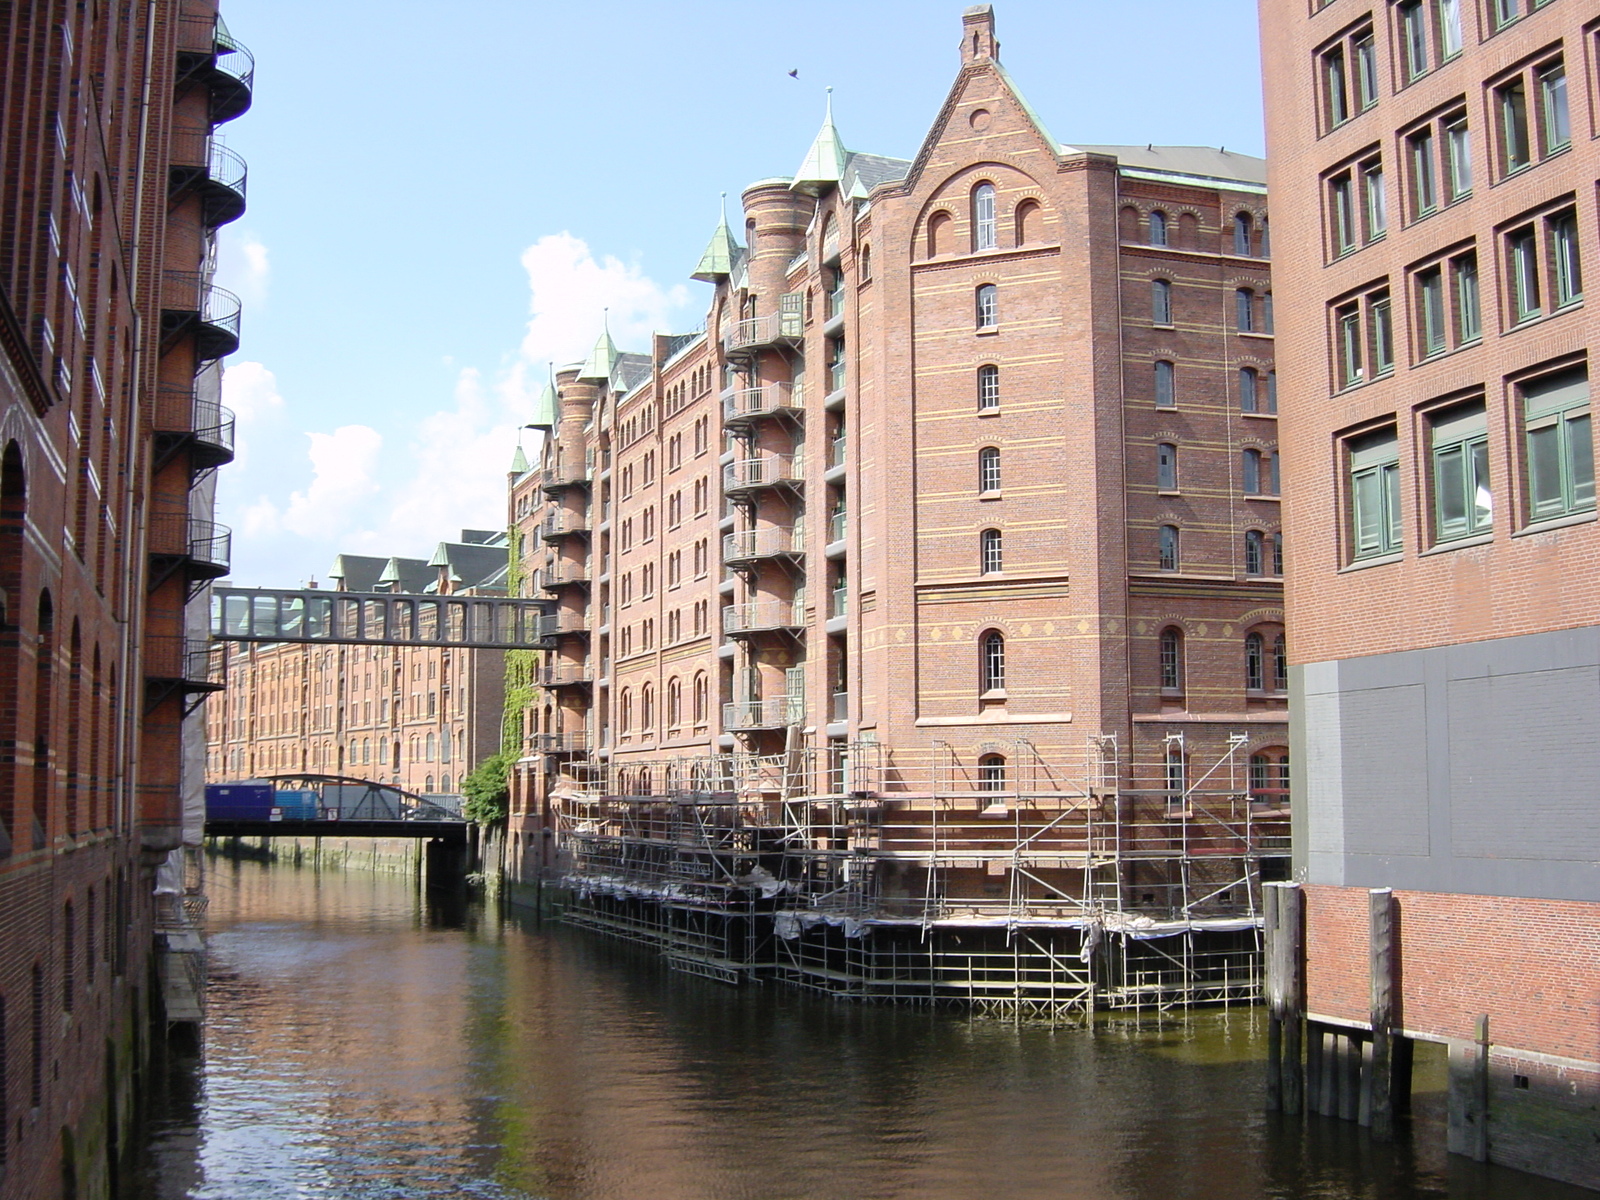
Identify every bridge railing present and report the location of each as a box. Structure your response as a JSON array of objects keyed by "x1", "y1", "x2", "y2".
[{"x1": 212, "y1": 587, "x2": 551, "y2": 650}]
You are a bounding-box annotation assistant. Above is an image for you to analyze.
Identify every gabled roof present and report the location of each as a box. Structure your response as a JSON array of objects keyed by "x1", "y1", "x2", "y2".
[
  {"x1": 326, "y1": 554, "x2": 388, "y2": 592},
  {"x1": 692, "y1": 195, "x2": 743, "y2": 282},
  {"x1": 427, "y1": 539, "x2": 509, "y2": 592},
  {"x1": 376, "y1": 557, "x2": 433, "y2": 593},
  {"x1": 842, "y1": 151, "x2": 911, "y2": 200},
  {"x1": 791, "y1": 89, "x2": 849, "y2": 196}
]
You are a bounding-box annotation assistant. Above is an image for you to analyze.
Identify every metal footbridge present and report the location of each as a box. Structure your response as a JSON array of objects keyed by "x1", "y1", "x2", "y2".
[{"x1": 204, "y1": 775, "x2": 469, "y2": 845}]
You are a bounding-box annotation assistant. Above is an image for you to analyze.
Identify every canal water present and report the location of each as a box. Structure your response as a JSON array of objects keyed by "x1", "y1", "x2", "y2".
[{"x1": 125, "y1": 860, "x2": 1592, "y2": 1200}]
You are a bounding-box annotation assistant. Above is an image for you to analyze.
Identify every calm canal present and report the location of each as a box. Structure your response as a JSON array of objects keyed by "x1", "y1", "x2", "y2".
[{"x1": 124, "y1": 859, "x2": 1592, "y2": 1200}]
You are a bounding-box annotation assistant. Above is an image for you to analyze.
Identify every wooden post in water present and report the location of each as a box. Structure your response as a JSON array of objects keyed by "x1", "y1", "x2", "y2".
[
  {"x1": 1367, "y1": 887, "x2": 1395, "y2": 1138},
  {"x1": 1263, "y1": 882, "x2": 1305, "y2": 1114}
]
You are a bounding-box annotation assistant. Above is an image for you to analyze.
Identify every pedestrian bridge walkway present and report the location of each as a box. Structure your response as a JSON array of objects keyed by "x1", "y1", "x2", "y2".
[{"x1": 204, "y1": 774, "x2": 469, "y2": 845}]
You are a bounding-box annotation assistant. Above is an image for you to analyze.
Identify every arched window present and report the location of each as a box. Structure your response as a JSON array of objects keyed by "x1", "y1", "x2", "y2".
[
  {"x1": 1265, "y1": 370, "x2": 1278, "y2": 413},
  {"x1": 392, "y1": 741, "x2": 401, "y2": 769},
  {"x1": 1272, "y1": 532, "x2": 1284, "y2": 575},
  {"x1": 425, "y1": 732, "x2": 435, "y2": 762},
  {"x1": 668, "y1": 678, "x2": 682, "y2": 728},
  {"x1": 1234, "y1": 212, "x2": 1253, "y2": 256},
  {"x1": 980, "y1": 631, "x2": 1006, "y2": 693},
  {"x1": 1263, "y1": 292, "x2": 1274, "y2": 332},
  {"x1": 641, "y1": 684, "x2": 654, "y2": 732},
  {"x1": 1246, "y1": 632, "x2": 1266, "y2": 691},
  {"x1": 977, "y1": 364, "x2": 1000, "y2": 411},
  {"x1": 1159, "y1": 627, "x2": 1184, "y2": 693},
  {"x1": 981, "y1": 528, "x2": 1003, "y2": 574},
  {"x1": 1240, "y1": 367, "x2": 1259, "y2": 412},
  {"x1": 361, "y1": 738, "x2": 371, "y2": 764},
  {"x1": 1159, "y1": 525, "x2": 1180, "y2": 571},
  {"x1": 978, "y1": 446, "x2": 1001, "y2": 493},
  {"x1": 1157, "y1": 442, "x2": 1179, "y2": 490},
  {"x1": 1152, "y1": 279, "x2": 1172, "y2": 325},
  {"x1": 975, "y1": 284, "x2": 998, "y2": 328},
  {"x1": 441, "y1": 774, "x2": 451, "y2": 792},
  {"x1": 1236, "y1": 288, "x2": 1255, "y2": 331},
  {"x1": 1260, "y1": 218, "x2": 1271, "y2": 257},
  {"x1": 425, "y1": 775, "x2": 434, "y2": 793},
  {"x1": 693, "y1": 673, "x2": 708, "y2": 724},
  {"x1": 978, "y1": 753, "x2": 1007, "y2": 792},
  {"x1": 927, "y1": 211, "x2": 952, "y2": 257},
  {"x1": 1274, "y1": 633, "x2": 1289, "y2": 691},
  {"x1": 1119, "y1": 206, "x2": 1140, "y2": 241},
  {"x1": 620, "y1": 689, "x2": 633, "y2": 734},
  {"x1": 1154, "y1": 360, "x2": 1176, "y2": 408},
  {"x1": 1245, "y1": 529, "x2": 1265, "y2": 575},
  {"x1": 859, "y1": 245, "x2": 871, "y2": 281},
  {"x1": 1244, "y1": 448, "x2": 1263, "y2": 494},
  {"x1": 972, "y1": 183, "x2": 997, "y2": 251},
  {"x1": 1015, "y1": 199, "x2": 1040, "y2": 246},
  {"x1": 1250, "y1": 749, "x2": 1291, "y2": 805},
  {"x1": 1164, "y1": 742, "x2": 1187, "y2": 808},
  {"x1": 1149, "y1": 210, "x2": 1169, "y2": 246}
]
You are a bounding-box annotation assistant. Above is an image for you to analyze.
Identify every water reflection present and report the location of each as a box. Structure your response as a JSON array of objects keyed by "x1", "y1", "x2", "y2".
[{"x1": 126, "y1": 860, "x2": 1591, "y2": 1200}]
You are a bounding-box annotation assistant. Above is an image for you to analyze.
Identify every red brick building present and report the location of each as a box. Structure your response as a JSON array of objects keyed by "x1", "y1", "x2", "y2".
[
  {"x1": 204, "y1": 534, "x2": 509, "y2": 798},
  {"x1": 0, "y1": 1, "x2": 250, "y2": 1194},
  {"x1": 507, "y1": 7, "x2": 1287, "y2": 1013},
  {"x1": 1261, "y1": 0, "x2": 1600, "y2": 1186}
]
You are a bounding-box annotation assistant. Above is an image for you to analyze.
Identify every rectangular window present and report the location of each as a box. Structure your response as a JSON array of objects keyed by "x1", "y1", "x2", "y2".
[
  {"x1": 1324, "y1": 45, "x2": 1351, "y2": 127},
  {"x1": 1551, "y1": 209, "x2": 1582, "y2": 308},
  {"x1": 1349, "y1": 429, "x2": 1403, "y2": 559},
  {"x1": 1409, "y1": 127, "x2": 1437, "y2": 216},
  {"x1": 1157, "y1": 443, "x2": 1179, "y2": 491},
  {"x1": 1432, "y1": 402, "x2": 1491, "y2": 541},
  {"x1": 1418, "y1": 267, "x2": 1447, "y2": 356},
  {"x1": 1509, "y1": 225, "x2": 1541, "y2": 321},
  {"x1": 1338, "y1": 303, "x2": 1364, "y2": 387},
  {"x1": 1152, "y1": 280, "x2": 1172, "y2": 326},
  {"x1": 1331, "y1": 174, "x2": 1356, "y2": 256},
  {"x1": 1371, "y1": 293, "x2": 1394, "y2": 376},
  {"x1": 1454, "y1": 251, "x2": 1481, "y2": 343},
  {"x1": 1362, "y1": 160, "x2": 1387, "y2": 240},
  {"x1": 1524, "y1": 369, "x2": 1595, "y2": 522},
  {"x1": 1500, "y1": 78, "x2": 1531, "y2": 172},
  {"x1": 1236, "y1": 289, "x2": 1255, "y2": 332},
  {"x1": 1494, "y1": 0, "x2": 1520, "y2": 27},
  {"x1": 1540, "y1": 63, "x2": 1570, "y2": 154},
  {"x1": 1445, "y1": 115, "x2": 1472, "y2": 200},
  {"x1": 1438, "y1": 0, "x2": 1462, "y2": 59},
  {"x1": 1355, "y1": 34, "x2": 1380, "y2": 108},
  {"x1": 1400, "y1": 2, "x2": 1430, "y2": 79}
]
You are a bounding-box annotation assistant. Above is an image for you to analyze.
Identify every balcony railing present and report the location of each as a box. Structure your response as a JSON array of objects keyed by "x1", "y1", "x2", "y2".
[
  {"x1": 722, "y1": 526, "x2": 804, "y2": 564},
  {"x1": 149, "y1": 510, "x2": 232, "y2": 577},
  {"x1": 830, "y1": 587, "x2": 848, "y2": 619},
  {"x1": 167, "y1": 126, "x2": 248, "y2": 227},
  {"x1": 723, "y1": 599, "x2": 805, "y2": 635},
  {"x1": 155, "y1": 386, "x2": 236, "y2": 470},
  {"x1": 722, "y1": 382, "x2": 802, "y2": 424},
  {"x1": 536, "y1": 610, "x2": 588, "y2": 641},
  {"x1": 826, "y1": 287, "x2": 846, "y2": 321},
  {"x1": 829, "y1": 434, "x2": 847, "y2": 470},
  {"x1": 176, "y1": 12, "x2": 255, "y2": 124},
  {"x1": 723, "y1": 697, "x2": 803, "y2": 730},
  {"x1": 540, "y1": 510, "x2": 588, "y2": 542},
  {"x1": 541, "y1": 460, "x2": 591, "y2": 494},
  {"x1": 540, "y1": 661, "x2": 593, "y2": 688},
  {"x1": 831, "y1": 691, "x2": 849, "y2": 722},
  {"x1": 828, "y1": 510, "x2": 847, "y2": 544},
  {"x1": 723, "y1": 454, "x2": 803, "y2": 494},
  {"x1": 532, "y1": 732, "x2": 590, "y2": 754},
  {"x1": 722, "y1": 306, "x2": 804, "y2": 354},
  {"x1": 828, "y1": 360, "x2": 847, "y2": 394},
  {"x1": 143, "y1": 634, "x2": 220, "y2": 690},
  {"x1": 540, "y1": 559, "x2": 589, "y2": 589},
  {"x1": 159, "y1": 270, "x2": 241, "y2": 361}
]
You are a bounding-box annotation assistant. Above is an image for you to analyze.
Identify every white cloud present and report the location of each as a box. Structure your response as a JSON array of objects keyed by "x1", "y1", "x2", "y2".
[
  {"x1": 215, "y1": 230, "x2": 270, "y2": 307},
  {"x1": 280, "y1": 424, "x2": 383, "y2": 538}
]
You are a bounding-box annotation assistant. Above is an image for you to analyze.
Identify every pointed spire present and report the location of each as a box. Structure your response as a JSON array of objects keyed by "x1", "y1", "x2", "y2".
[
  {"x1": 509, "y1": 443, "x2": 531, "y2": 475},
  {"x1": 692, "y1": 192, "x2": 742, "y2": 282},
  {"x1": 791, "y1": 88, "x2": 848, "y2": 196},
  {"x1": 529, "y1": 362, "x2": 557, "y2": 429},
  {"x1": 577, "y1": 315, "x2": 618, "y2": 381}
]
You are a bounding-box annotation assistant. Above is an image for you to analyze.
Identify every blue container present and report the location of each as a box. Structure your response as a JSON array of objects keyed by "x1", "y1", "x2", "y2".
[
  {"x1": 273, "y1": 789, "x2": 321, "y2": 821},
  {"x1": 206, "y1": 783, "x2": 274, "y2": 821}
]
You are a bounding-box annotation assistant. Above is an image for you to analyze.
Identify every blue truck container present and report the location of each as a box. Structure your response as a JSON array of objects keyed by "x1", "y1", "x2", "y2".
[
  {"x1": 273, "y1": 789, "x2": 321, "y2": 820},
  {"x1": 205, "y1": 782, "x2": 274, "y2": 821}
]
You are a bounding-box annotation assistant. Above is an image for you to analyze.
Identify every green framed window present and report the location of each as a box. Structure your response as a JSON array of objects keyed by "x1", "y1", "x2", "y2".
[
  {"x1": 1349, "y1": 429, "x2": 1402, "y2": 560},
  {"x1": 1431, "y1": 402, "x2": 1491, "y2": 542},
  {"x1": 1524, "y1": 369, "x2": 1594, "y2": 522}
]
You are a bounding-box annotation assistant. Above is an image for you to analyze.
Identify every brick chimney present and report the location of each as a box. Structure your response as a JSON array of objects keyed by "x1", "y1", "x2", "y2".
[{"x1": 961, "y1": 5, "x2": 998, "y2": 64}]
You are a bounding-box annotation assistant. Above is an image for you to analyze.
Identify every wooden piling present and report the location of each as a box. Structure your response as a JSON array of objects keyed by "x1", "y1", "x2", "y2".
[
  {"x1": 1368, "y1": 887, "x2": 1395, "y2": 1139},
  {"x1": 1263, "y1": 881, "x2": 1305, "y2": 1114}
]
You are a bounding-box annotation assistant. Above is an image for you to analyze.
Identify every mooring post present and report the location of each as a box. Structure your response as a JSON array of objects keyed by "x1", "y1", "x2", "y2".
[
  {"x1": 1265, "y1": 883, "x2": 1283, "y2": 1111},
  {"x1": 1367, "y1": 887, "x2": 1395, "y2": 1138},
  {"x1": 1282, "y1": 882, "x2": 1304, "y2": 1115}
]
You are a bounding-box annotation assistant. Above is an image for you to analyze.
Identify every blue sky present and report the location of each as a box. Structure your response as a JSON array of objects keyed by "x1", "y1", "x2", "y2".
[{"x1": 214, "y1": 0, "x2": 1267, "y2": 586}]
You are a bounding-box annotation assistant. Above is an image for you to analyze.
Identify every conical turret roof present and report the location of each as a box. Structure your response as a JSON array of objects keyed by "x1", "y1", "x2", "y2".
[
  {"x1": 791, "y1": 89, "x2": 848, "y2": 196},
  {"x1": 577, "y1": 327, "x2": 619, "y2": 381},
  {"x1": 509, "y1": 444, "x2": 530, "y2": 475},
  {"x1": 692, "y1": 194, "x2": 742, "y2": 282},
  {"x1": 529, "y1": 379, "x2": 557, "y2": 429}
]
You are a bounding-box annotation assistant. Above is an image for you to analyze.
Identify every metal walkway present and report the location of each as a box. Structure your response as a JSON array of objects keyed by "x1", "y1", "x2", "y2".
[
  {"x1": 204, "y1": 774, "x2": 469, "y2": 844},
  {"x1": 211, "y1": 586, "x2": 551, "y2": 650}
]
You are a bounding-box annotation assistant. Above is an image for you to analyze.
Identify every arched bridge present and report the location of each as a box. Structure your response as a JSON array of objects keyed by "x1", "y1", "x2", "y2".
[{"x1": 204, "y1": 774, "x2": 468, "y2": 845}]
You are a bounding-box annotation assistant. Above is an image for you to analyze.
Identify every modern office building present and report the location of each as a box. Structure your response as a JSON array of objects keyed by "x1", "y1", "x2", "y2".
[
  {"x1": 204, "y1": 532, "x2": 510, "y2": 799},
  {"x1": 0, "y1": 1, "x2": 251, "y2": 1193},
  {"x1": 507, "y1": 6, "x2": 1288, "y2": 1013},
  {"x1": 1261, "y1": 0, "x2": 1600, "y2": 1185}
]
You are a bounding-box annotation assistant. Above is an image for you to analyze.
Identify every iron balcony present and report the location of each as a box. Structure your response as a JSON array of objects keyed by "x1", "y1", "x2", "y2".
[
  {"x1": 159, "y1": 270, "x2": 241, "y2": 361},
  {"x1": 723, "y1": 454, "x2": 803, "y2": 495},
  {"x1": 722, "y1": 526, "x2": 804, "y2": 566},
  {"x1": 536, "y1": 610, "x2": 589, "y2": 643},
  {"x1": 154, "y1": 386, "x2": 236, "y2": 471},
  {"x1": 532, "y1": 732, "x2": 590, "y2": 754},
  {"x1": 540, "y1": 559, "x2": 590, "y2": 590},
  {"x1": 723, "y1": 599, "x2": 806, "y2": 636},
  {"x1": 540, "y1": 661, "x2": 593, "y2": 689},
  {"x1": 540, "y1": 510, "x2": 588, "y2": 543},
  {"x1": 167, "y1": 126, "x2": 247, "y2": 228},
  {"x1": 143, "y1": 634, "x2": 222, "y2": 692},
  {"x1": 722, "y1": 382, "x2": 803, "y2": 425},
  {"x1": 150, "y1": 510, "x2": 232, "y2": 579},
  {"x1": 723, "y1": 697, "x2": 804, "y2": 731},
  {"x1": 541, "y1": 460, "x2": 592, "y2": 495},
  {"x1": 721, "y1": 308, "x2": 803, "y2": 355},
  {"x1": 175, "y1": 12, "x2": 255, "y2": 123}
]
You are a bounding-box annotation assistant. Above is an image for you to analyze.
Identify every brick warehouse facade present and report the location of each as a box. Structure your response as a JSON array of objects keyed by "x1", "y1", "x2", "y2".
[
  {"x1": 1260, "y1": 0, "x2": 1600, "y2": 1187},
  {"x1": 0, "y1": 1, "x2": 251, "y2": 1196},
  {"x1": 504, "y1": 6, "x2": 1290, "y2": 1014},
  {"x1": 204, "y1": 533, "x2": 509, "y2": 799}
]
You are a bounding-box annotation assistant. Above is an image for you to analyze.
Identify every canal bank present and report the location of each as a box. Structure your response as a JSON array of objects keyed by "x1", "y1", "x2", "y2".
[{"x1": 122, "y1": 859, "x2": 1594, "y2": 1199}]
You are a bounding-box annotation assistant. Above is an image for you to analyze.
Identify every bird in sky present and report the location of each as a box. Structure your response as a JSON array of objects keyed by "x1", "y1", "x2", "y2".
[{"x1": 788, "y1": 68, "x2": 799, "y2": 78}]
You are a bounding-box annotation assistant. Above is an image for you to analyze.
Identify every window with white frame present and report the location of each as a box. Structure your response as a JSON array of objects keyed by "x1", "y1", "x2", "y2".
[
  {"x1": 978, "y1": 446, "x2": 1001, "y2": 493},
  {"x1": 981, "y1": 528, "x2": 1003, "y2": 574},
  {"x1": 977, "y1": 364, "x2": 1000, "y2": 411},
  {"x1": 980, "y1": 631, "x2": 1006, "y2": 693},
  {"x1": 973, "y1": 183, "x2": 997, "y2": 252},
  {"x1": 976, "y1": 284, "x2": 998, "y2": 329},
  {"x1": 1159, "y1": 524, "x2": 1179, "y2": 571},
  {"x1": 1348, "y1": 427, "x2": 1402, "y2": 559}
]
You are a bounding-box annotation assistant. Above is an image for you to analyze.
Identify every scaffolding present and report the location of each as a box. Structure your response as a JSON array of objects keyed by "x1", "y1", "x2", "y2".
[{"x1": 547, "y1": 732, "x2": 1290, "y2": 1017}]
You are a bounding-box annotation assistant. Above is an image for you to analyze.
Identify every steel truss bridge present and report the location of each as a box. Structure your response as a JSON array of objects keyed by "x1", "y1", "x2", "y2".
[
  {"x1": 210, "y1": 586, "x2": 552, "y2": 651},
  {"x1": 203, "y1": 774, "x2": 468, "y2": 844}
]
